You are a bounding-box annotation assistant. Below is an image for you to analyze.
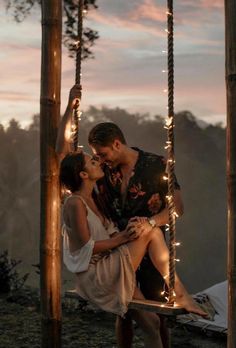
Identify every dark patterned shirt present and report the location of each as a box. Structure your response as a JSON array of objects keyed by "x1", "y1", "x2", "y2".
[{"x1": 98, "y1": 147, "x2": 180, "y2": 230}]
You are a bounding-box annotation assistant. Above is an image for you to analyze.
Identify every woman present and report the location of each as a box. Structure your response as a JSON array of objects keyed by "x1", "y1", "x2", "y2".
[{"x1": 60, "y1": 151, "x2": 206, "y2": 348}]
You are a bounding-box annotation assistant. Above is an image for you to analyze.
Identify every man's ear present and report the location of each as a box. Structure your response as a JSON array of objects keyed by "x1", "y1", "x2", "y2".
[
  {"x1": 79, "y1": 171, "x2": 88, "y2": 179},
  {"x1": 113, "y1": 139, "x2": 121, "y2": 150}
]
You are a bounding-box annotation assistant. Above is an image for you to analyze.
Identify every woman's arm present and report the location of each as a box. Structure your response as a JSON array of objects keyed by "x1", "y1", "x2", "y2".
[
  {"x1": 55, "y1": 84, "x2": 82, "y2": 159},
  {"x1": 66, "y1": 198, "x2": 137, "y2": 255}
]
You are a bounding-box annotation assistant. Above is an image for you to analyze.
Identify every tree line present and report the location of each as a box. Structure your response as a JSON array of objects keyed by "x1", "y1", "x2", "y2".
[{"x1": 0, "y1": 109, "x2": 226, "y2": 292}]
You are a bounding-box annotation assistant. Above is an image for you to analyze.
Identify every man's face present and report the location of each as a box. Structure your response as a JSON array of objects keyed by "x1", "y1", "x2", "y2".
[{"x1": 90, "y1": 143, "x2": 121, "y2": 168}]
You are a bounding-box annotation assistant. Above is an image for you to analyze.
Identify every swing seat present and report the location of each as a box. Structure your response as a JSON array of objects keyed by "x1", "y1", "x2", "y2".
[
  {"x1": 64, "y1": 290, "x2": 187, "y2": 316},
  {"x1": 129, "y1": 298, "x2": 187, "y2": 316}
]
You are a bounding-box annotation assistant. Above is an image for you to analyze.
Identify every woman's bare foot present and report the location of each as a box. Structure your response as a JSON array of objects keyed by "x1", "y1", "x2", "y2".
[{"x1": 175, "y1": 294, "x2": 208, "y2": 317}]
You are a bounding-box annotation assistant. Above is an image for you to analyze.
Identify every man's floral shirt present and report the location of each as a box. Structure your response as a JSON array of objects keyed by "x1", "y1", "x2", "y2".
[{"x1": 98, "y1": 147, "x2": 180, "y2": 230}]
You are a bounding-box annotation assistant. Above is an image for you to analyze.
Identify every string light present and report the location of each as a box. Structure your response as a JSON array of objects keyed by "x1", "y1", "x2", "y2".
[
  {"x1": 167, "y1": 158, "x2": 175, "y2": 163},
  {"x1": 74, "y1": 40, "x2": 80, "y2": 49},
  {"x1": 159, "y1": 2, "x2": 183, "y2": 308}
]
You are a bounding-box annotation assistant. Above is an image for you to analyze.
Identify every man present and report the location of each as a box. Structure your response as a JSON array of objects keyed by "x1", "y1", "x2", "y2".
[{"x1": 56, "y1": 85, "x2": 184, "y2": 348}]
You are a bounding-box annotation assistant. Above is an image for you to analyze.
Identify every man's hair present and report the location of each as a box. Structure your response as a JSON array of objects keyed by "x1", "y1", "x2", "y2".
[{"x1": 88, "y1": 122, "x2": 126, "y2": 147}]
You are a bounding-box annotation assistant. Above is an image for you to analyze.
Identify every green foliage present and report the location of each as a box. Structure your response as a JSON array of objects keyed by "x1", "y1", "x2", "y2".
[
  {"x1": 0, "y1": 250, "x2": 29, "y2": 293},
  {"x1": 5, "y1": 0, "x2": 99, "y2": 60}
]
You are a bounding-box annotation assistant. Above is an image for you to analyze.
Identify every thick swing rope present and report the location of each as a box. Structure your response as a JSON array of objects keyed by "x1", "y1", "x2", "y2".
[
  {"x1": 166, "y1": 0, "x2": 176, "y2": 306},
  {"x1": 73, "y1": 0, "x2": 84, "y2": 152}
]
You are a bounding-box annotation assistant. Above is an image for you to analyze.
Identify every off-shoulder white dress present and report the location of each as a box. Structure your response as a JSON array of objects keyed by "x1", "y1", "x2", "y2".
[{"x1": 62, "y1": 195, "x2": 136, "y2": 317}]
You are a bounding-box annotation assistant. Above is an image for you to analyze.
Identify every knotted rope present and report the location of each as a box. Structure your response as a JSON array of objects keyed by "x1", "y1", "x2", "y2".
[
  {"x1": 73, "y1": 0, "x2": 84, "y2": 151},
  {"x1": 166, "y1": 0, "x2": 176, "y2": 306}
]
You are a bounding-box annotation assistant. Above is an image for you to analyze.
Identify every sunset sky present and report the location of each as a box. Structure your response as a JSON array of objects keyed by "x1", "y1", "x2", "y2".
[{"x1": 0, "y1": 0, "x2": 225, "y2": 128}]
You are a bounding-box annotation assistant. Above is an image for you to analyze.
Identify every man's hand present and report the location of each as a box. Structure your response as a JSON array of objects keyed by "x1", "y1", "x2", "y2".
[
  {"x1": 128, "y1": 216, "x2": 153, "y2": 234},
  {"x1": 68, "y1": 84, "x2": 82, "y2": 109}
]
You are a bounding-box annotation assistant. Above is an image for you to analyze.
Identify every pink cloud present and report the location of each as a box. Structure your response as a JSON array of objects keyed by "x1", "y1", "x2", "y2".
[
  {"x1": 129, "y1": 0, "x2": 167, "y2": 22},
  {"x1": 180, "y1": 0, "x2": 223, "y2": 9},
  {"x1": 89, "y1": 9, "x2": 165, "y2": 38},
  {"x1": 0, "y1": 91, "x2": 35, "y2": 102},
  {"x1": 199, "y1": 0, "x2": 223, "y2": 9}
]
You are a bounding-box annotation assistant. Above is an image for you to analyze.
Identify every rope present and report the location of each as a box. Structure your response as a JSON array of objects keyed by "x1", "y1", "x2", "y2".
[
  {"x1": 73, "y1": 0, "x2": 84, "y2": 152},
  {"x1": 166, "y1": 0, "x2": 176, "y2": 306}
]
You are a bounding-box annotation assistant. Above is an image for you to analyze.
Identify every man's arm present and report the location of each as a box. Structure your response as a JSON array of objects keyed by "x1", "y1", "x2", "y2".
[
  {"x1": 55, "y1": 84, "x2": 82, "y2": 159},
  {"x1": 151, "y1": 188, "x2": 184, "y2": 227},
  {"x1": 130, "y1": 189, "x2": 184, "y2": 232}
]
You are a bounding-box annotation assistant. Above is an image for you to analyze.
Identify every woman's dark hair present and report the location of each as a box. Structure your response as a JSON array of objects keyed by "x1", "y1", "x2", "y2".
[
  {"x1": 88, "y1": 122, "x2": 126, "y2": 147},
  {"x1": 60, "y1": 152, "x2": 111, "y2": 219},
  {"x1": 60, "y1": 152, "x2": 85, "y2": 193}
]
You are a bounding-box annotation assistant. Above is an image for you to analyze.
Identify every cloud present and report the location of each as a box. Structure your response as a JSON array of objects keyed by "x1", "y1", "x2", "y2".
[
  {"x1": 128, "y1": 0, "x2": 167, "y2": 22},
  {"x1": 0, "y1": 0, "x2": 226, "y2": 127}
]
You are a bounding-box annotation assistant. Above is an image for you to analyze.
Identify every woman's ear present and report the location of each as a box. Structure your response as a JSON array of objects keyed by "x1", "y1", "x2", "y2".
[{"x1": 79, "y1": 171, "x2": 88, "y2": 180}]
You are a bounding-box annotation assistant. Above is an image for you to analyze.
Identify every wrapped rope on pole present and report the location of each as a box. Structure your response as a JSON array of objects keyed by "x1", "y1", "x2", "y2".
[
  {"x1": 73, "y1": 0, "x2": 84, "y2": 151},
  {"x1": 166, "y1": 0, "x2": 176, "y2": 306}
]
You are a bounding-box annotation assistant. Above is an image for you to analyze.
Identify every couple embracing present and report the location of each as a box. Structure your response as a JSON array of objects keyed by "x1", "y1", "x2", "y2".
[{"x1": 56, "y1": 85, "x2": 206, "y2": 348}]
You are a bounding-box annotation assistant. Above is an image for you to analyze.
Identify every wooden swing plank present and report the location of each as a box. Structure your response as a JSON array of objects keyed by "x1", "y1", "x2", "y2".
[
  {"x1": 129, "y1": 298, "x2": 187, "y2": 316},
  {"x1": 65, "y1": 290, "x2": 187, "y2": 316}
]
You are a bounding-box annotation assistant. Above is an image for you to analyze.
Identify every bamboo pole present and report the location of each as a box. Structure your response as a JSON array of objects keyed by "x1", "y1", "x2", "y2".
[
  {"x1": 225, "y1": 1, "x2": 236, "y2": 347},
  {"x1": 40, "y1": 1, "x2": 62, "y2": 347}
]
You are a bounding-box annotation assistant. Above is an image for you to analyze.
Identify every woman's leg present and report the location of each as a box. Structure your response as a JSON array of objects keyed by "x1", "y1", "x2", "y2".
[{"x1": 126, "y1": 227, "x2": 206, "y2": 316}]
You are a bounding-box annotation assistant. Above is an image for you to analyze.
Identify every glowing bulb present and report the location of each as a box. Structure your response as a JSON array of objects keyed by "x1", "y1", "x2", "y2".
[
  {"x1": 163, "y1": 175, "x2": 168, "y2": 181},
  {"x1": 74, "y1": 40, "x2": 80, "y2": 47},
  {"x1": 165, "y1": 116, "x2": 173, "y2": 127},
  {"x1": 168, "y1": 158, "x2": 174, "y2": 163},
  {"x1": 163, "y1": 89, "x2": 168, "y2": 93},
  {"x1": 162, "y1": 70, "x2": 167, "y2": 73},
  {"x1": 175, "y1": 258, "x2": 180, "y2": 262},
  {"x1": 162, "y1": 50, "x2": 167, "y2": 53},
  {"x1": 165, "y1": 29, "x2": 169, "y2": 33}
]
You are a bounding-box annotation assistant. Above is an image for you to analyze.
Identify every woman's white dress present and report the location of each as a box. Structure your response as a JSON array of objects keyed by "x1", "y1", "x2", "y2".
[{"x1": 63, "y1": 195, "x2": 136, "y2": 317}]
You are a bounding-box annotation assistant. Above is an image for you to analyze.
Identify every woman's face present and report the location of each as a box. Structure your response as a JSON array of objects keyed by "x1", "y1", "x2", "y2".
[{"x1": 83, "y1": 153, "x2": 104, "y2": 180}]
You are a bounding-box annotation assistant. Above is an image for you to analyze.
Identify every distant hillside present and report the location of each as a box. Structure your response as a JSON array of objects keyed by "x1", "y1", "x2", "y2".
[{"x1": 0, "y1": 110, "x2": 226, "y2": 292}]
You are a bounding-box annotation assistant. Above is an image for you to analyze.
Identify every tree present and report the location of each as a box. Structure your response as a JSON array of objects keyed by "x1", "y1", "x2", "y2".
[{"x1": 5, "y1": 0, "x2": 99, "y2": 59}]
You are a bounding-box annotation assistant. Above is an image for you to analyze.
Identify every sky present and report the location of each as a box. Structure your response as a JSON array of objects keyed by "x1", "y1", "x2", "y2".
[{"x1": 0, "y1": 0, "x2": 225, "y2": 128}]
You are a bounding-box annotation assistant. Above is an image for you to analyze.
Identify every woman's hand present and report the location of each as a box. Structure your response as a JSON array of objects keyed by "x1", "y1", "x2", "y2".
[
  {"x1": 118, "y1": 222, "x2": 141, "y2": 244},
  {"x1": 68, "y1": 84, "x2": 82, "y2": 109}
]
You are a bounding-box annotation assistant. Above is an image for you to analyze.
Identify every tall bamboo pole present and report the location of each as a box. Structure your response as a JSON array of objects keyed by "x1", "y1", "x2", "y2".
[
  {"x1": 40, "y1": 1, "x2": 62, "y2": 347},
  {"x1": 225, "y1": 1, "x2": 236, "y2": 347}
]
